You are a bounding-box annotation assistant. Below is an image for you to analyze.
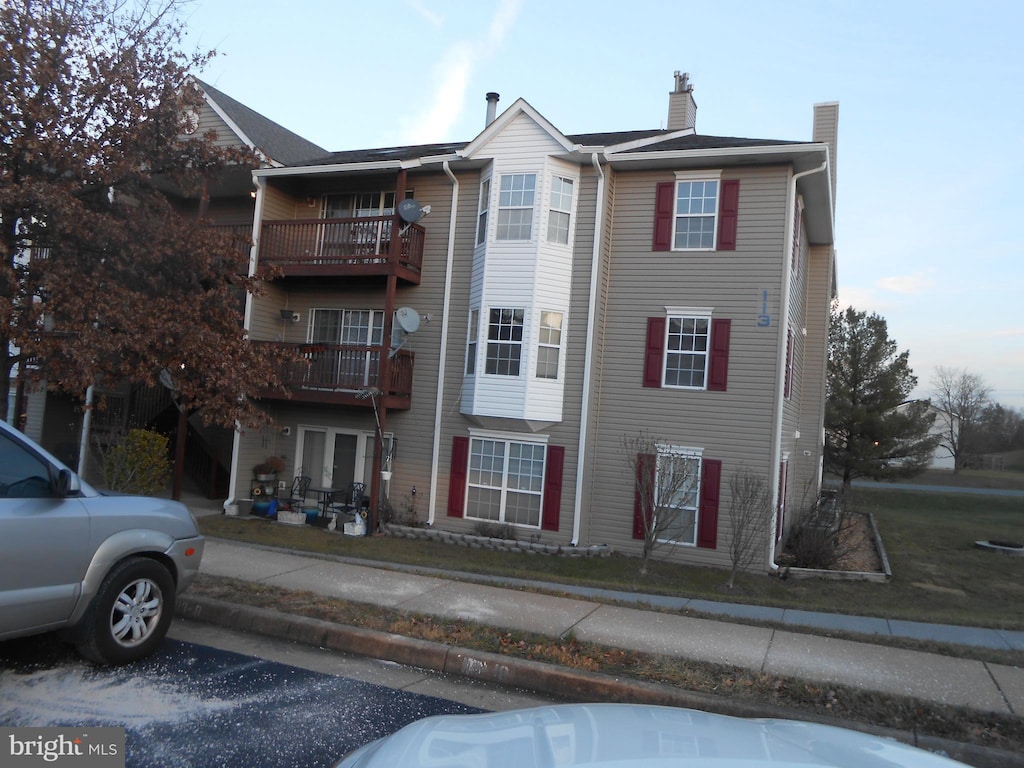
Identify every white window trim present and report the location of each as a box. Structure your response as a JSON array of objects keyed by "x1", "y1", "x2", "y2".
[
  {"x1": 496, "y1": 173, "x2": 537, "y2": 242},
  {"x1": 465, "y1": 430, "x2": 549, "y2": 529},
  {"x1": 654, "y1": 444, "x2": 703, "y2": 546},
  {"x1": 671, "y1": 169, "x2": 723, "y2": 252},
  {"x1": 661, "y1": 308, "x2": 713, "y2": 391},
  {"x1": 535, "y1": 309, "x2": 565, "y2": 381},
  {"x1": 476, "y1": 178, "x2": 491, "y2": 246},
  {"x1": 484, "y1": 306, "x2": 526, "y2": 377},
  {"x1": 465, "y1": 308, "x2": 480, "y2": 376},
  {"x1": 546, "y1": 175, "x2": 575, "y2": 246}
]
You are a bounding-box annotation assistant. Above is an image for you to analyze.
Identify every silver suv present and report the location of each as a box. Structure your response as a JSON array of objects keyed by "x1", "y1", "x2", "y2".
[{"x1": 0, "y1": 420, "x2": 204, "y2": 664}]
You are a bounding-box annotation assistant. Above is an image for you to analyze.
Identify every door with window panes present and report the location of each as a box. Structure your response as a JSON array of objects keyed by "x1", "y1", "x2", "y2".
[
  {"x1": 309, "y1": 309, "x2": 384, "y2": 390},
  {"x1": 322, "y1": 192, "x2": 396, "y2": 258}
]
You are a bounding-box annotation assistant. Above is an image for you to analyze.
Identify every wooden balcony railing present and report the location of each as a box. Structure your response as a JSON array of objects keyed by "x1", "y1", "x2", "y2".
[
  {"x1": 258, "y1": 342, "x2": 414, "y2": 408},
  {"x1": 258, "y1": 217, "x2": 424, "y2": 282}
]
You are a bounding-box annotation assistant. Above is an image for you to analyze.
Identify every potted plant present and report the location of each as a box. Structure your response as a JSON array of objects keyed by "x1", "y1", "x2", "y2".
[{"x1": 253, "y1": 455, "x2": 286, "y2": 482}]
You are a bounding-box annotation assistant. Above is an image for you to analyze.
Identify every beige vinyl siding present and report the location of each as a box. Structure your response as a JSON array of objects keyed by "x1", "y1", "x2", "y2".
[
  {"x1": 574, "y1": 167, "x2": 616, "y2": 547},
  {"x1": 434, "y1": 160, "x2": 587, "y2": 541},
  {"x1": 196, "y1": 104, "x2": 246, "y2": 150},
  {"x1": 791, "y1": 241, "x2": 834, "y2": 516},
  {"x1": 585, "y1": 166, "x2": 791, "y2": 566},
  {"x1": 238, "y1": 170, "x2": 459, "y2": 515},
  {"x1": 260, "y1": 183, "x2": 303, "y2": 221}
]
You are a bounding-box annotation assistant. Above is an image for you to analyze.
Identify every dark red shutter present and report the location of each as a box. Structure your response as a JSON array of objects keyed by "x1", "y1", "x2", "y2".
[
  {"x1": 541, "y1": 445, "x2": 564, "y2": 531},
  {"x1": 707, "y1": 318, "x2": 731, "y2": 392},
  {"x1": 447, "y1": 436, "x2": 469, "y2": 517},
  {"x1": 633, "y1": 453, "x2": 655, "y2": 539},
  {"x1": 717, "y1": 179, "x2": 739, "y2": 251},
  {"x1": 697, "y1": 458, "x2": 721, "y2": 549},
  {"x1": 643, "y1": 317, "x2": 666, "y2": 388},
  {"x1": 652, "y1": 182, "x2": 675, "y2": 251}
]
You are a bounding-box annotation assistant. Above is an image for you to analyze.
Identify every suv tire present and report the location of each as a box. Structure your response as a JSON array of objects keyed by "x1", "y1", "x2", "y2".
[{"x1": 75, "y1": 557, "x2": 176, "y2": 664}]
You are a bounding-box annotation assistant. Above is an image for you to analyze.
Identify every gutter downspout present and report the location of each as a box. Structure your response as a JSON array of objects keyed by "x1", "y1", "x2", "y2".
[
  {"x1": 224, "y1": 176, "x2": 267, "y2": 513},
  {"x1": 427, "y1": 160, "x2": 459, "y2": 525},
  {"x1": 768, "y1": 160, "x2": 827, "y2": 569},
  {"x1": 571, "y1": 153, "x2": 606, "y2": 546}
]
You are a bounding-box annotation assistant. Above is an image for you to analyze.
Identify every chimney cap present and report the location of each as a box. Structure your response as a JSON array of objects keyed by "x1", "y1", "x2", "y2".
[{"x1": 673, "y1": 71, "x2": 693, "y2": 93}]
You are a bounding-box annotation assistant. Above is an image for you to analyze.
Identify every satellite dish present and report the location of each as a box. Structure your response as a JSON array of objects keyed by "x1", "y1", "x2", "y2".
[
  {"x1": 395, "y1": 307, "x2": 421, "y2": 334},
  {"x1": 159, "y1": 369, "x2": 175, "y2": 391},
  {"x1": 390, "y1": 307, "x2": 423, "y2": 358},
  {"x1": 397, "y1": 199, "x2": 425, "y2": 223}
]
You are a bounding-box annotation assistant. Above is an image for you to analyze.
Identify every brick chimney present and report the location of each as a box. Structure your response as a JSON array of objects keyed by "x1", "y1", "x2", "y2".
[{"x1": 667, "y1": 71, "x2": 697, "y2": 131}]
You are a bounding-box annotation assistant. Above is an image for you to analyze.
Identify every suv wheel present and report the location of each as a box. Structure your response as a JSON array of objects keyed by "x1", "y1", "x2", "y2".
[{"x1": 75, "y1": 557, "x2": 176, "y2": 664}]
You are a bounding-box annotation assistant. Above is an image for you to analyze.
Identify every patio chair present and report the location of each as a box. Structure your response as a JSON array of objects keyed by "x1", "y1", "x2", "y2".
[
  {"x1": 328, "y1": 481, "x2": 365, "y2": 521},
  {"x1": 286, "y1": 474, "x2": 312, "y2": 510}
]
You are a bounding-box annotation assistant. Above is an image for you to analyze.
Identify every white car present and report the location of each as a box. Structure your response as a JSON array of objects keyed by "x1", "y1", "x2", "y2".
[
  {"x1": 0, "y1": 420, "x2": 204, "y2": 664},
  {"x1": 336, "y1": 703, "x2": 969, "y2": 767}
]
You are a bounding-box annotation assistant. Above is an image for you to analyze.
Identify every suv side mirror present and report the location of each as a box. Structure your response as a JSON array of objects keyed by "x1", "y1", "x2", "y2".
[{"x1": 54, "y1": 468, "x2": 82, "y2": 497}]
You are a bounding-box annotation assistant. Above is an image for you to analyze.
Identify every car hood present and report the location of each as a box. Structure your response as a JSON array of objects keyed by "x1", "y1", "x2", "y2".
[{"x1": 336, "y1": 704, "x2": 968, "y2": 768}]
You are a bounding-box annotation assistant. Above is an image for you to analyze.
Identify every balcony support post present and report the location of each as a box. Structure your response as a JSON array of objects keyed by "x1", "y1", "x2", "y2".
[{"x1": 368, "y1": 168, "x2": 407, "y2": 532}]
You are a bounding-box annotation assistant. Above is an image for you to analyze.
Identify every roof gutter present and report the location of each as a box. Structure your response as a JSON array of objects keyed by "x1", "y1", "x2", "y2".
[
  {"x1": 606, "y1": 143, "x2": 830, "y2": 165},
  {"x1": 571, "y1": 153, "x2": 606, "y2": 546},
  {"x1": 768, "y1": 159, "x2": 828, "y2": 571},
  {"x1": 251, "y1": 153, "x2": 465, "y2": 179},
  {"x1": 427, "y1": 160, "x2": 460, "y2": 526}
]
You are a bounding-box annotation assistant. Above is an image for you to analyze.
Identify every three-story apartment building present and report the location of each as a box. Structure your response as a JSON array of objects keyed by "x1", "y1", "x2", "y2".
[{"x1": 227, "y1": 72, "x2": 838, "y2": 571}]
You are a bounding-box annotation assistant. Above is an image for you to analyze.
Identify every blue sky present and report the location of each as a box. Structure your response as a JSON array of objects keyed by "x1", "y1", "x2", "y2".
[{"x1": 184, "y1": 0, "x2": 1024, "y2": 409}]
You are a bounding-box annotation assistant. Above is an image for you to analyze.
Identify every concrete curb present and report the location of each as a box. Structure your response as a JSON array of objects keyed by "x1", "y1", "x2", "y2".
[{"x1": 177, "y1": 595, "x2": 1023, "y2": 768}]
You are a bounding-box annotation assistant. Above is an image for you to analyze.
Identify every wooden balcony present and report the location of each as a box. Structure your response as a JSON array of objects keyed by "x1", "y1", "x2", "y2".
[
  {"x1": 257, "y1": 342, "x2": 414, "y2": 409},
  {"x1": 258, "y1": 216, "x2": 424, "y2": 283}
]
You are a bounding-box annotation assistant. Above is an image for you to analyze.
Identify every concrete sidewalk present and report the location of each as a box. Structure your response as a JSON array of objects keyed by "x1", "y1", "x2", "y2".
[{"x1": 189, "y1": 538, "x2": 1024, "y2": 719}]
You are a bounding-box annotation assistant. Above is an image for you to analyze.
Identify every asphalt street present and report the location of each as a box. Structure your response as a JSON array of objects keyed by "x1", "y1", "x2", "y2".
[{"x1": 0, "y1": 632, "x2": 487, "y2": 768}]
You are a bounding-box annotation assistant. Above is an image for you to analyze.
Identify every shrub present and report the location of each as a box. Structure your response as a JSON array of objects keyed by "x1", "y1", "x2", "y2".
[
  {"x1": 783, "y1": 490, "x2": 854, "y2": 570},
  {"x1": 103, "y1": 429, "x2": 171, "y2": 496}
]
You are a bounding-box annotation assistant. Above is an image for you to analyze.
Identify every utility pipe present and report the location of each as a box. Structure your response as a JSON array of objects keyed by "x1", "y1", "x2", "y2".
[
  {"x1": 427, "y1": 160, "x2": 460, "y2": 525},
  {"x1": 767, "y1": 159, "x2": 827, "y2": 570},
  {"x1": 224, "y1": 175, "x2": 267, "y2": 512},
  {"x1": 570, "y1": 153, "x2": 606, "y2": 545}
]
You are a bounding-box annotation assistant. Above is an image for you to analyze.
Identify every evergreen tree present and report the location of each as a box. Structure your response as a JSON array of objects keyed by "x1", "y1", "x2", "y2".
[{"x1": 825, "y1": 306, "x2": 939, "y2": 490}]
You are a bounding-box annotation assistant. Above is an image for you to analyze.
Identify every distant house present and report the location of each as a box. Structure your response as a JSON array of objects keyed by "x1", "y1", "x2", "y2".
[
  {"x1": 921, "y1": 403, "x2": 958, "y2": 470},
  {"x1": 221, "y1": 72, "x2": 839, "y2": 571}
]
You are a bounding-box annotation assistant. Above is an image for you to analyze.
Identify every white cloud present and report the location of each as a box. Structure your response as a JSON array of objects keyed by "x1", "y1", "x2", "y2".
[
  {"x1": 409, "y1": 0, "x2": 444, "y2": 26},
  {"x1": 400, "y1": 0, "x2": 522, "y2": 144},
  {"x1": 408, "y1": 43, "x2": 474, "y2": 143},
  {"x1": 876, "y1": 270, "x2": 936, "y2": 295}
]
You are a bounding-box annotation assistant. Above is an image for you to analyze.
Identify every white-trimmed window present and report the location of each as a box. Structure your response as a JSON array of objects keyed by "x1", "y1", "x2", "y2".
[
  {"x1": 664, "y1": 311, "x2": 710, "y2": 389},
  {"x1": 655, "y1": 445, "x2": 703, "y2": 545},
  {"x1": 466, "y1": 309, "x2": 479, "y2": 375},
  {"x1": 496, "y1": 173, "x2": 536, "y2": 240},
  {"x1": 674, "y1": 179, "x2": 719, "y2": 249},
  {"x1": 467, "y1": 434, "x2": 547, "y2": 527},
  {"x1": 536, "y1": 311, "x2": 563, "y2": 380},
  {"x1": 485, "y1": 308, "x2": 524, "y2": 376},
  {"x1": 476, "y1": 178, "x2": 490, "y2": 246},
  {"x1": 547, "y1": 176, "x2": 574, "y2": 244}
]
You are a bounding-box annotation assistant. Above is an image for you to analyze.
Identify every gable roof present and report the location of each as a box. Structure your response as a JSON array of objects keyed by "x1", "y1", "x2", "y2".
[{"x1": 195, "y1": 78, "x2": 328, "y2": 166}]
